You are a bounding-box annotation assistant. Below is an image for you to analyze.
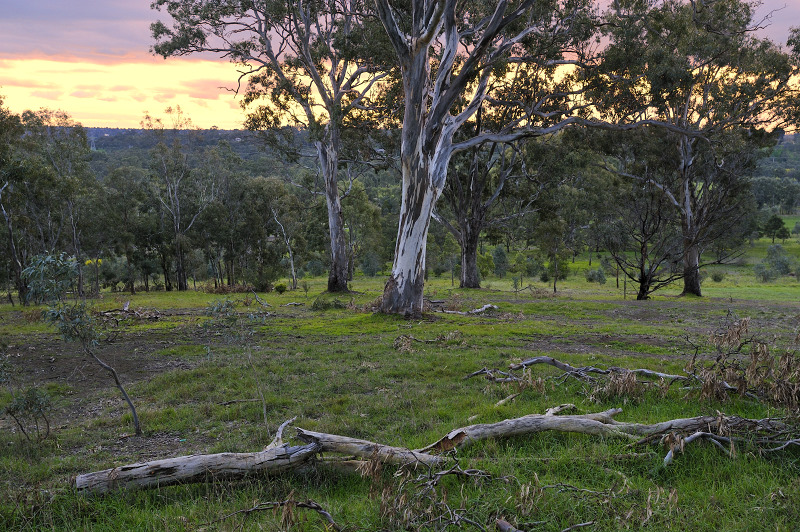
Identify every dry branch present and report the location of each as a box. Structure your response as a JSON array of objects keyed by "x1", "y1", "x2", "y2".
[
  {"x1": 441, "y1": 304, "x2": 499, "y2": 315},
  {"x1": 295, "y1": 428, "x2": 444, "y2": 467},
  {"x1": 74, "y1": 442, "x2": 320, "y2": 494}
]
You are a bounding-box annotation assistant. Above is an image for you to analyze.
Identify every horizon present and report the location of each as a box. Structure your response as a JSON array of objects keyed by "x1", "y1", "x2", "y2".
[{"x1": 1, "y1": 0, "x2": 797, "y2": 129}]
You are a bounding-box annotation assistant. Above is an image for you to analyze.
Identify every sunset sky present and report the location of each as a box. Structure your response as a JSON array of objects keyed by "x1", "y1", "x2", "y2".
[{"x1": 1, "y1": 0, "x2": 797, "y2": 130}]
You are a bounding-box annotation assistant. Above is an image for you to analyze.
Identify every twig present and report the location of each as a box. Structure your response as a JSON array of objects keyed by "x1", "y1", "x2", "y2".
[{"x1": 561, "y1": 522, "x2": 595, "y2": 532}]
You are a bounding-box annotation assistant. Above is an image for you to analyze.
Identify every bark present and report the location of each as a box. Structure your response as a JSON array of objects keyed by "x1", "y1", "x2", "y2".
[
  {"x1": 75, "y1": 442, "x2": 321, "y2": 494},
  {"x1": 317, "y1": 137, "x2": 350, "y2": 293},
  {"x1": 682, "y1": 242, "x2": 702, "y2": 296},
  {"x1": 296, "y1": 428, "x2": 444, "y2": 468},
  {"x1": 460, "y1": 228, "x2": 481, "y2": 288}
]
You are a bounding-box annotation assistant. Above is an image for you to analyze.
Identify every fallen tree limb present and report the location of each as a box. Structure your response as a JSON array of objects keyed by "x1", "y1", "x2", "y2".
[
  {"x1": 295, "y1": 428, "x2": 445, "y2": 468},
  {"x1": 441, "y1": 304, "x2": 499, "y2": 315},
  {"x1": 74, "y1": 442, "x2": 320, "y2": 494}
]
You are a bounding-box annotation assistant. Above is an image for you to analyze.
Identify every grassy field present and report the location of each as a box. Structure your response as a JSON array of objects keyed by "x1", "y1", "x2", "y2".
[{"x1": 1, "y1": 236, "x2": 800, "y2": 531}]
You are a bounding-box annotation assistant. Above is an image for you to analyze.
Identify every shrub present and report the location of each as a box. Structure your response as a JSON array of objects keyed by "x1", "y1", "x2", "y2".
[
  {"x1": 274, "y1": 283, "x2": 287, "y2": 294},
  {"x1": 4, "y1": 387, "x2": 52, "y2": 441},
  {"x1": 712, "y1": 272, "x2": 725, "y2": 283},
  {"x1": 584, "y1": 267, "x2": 607, "y2": 284}
]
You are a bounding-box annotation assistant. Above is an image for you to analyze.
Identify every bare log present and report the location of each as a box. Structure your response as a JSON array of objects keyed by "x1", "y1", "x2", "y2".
[
  {"x1": 296, "y1": 428, "x2": 444, "y2": 468},
  {"x1": 74, "y1": 442, "x2": 320, "y2": 494},
  {"x1": 417, "y1": 409, "x2": 747, "y2": 454},
  {"x1": 497, "y1": 519, "x2": 525, "y2": 532},
  {"x1": 442, "y1": 304, "x2": 499, "y2": 315}
]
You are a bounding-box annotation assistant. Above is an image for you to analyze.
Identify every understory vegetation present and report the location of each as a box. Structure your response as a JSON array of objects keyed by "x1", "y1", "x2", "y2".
[{"x1": 1, "y1": 244, "x2": 799, "y2": 530}]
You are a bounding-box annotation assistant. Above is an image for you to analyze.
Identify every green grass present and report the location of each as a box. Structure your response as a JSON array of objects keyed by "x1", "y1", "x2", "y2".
[{"x1": 1, "y1": 237, "x2": 800, "y2": 530}]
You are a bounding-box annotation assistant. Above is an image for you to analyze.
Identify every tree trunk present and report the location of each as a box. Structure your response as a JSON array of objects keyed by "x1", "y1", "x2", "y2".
[
  {"x1": 682, "y1": 243, "x2": 702, "y2": 296},
  {"x1": 75, "y1": 442, "x2": 321, "y2": 494},
  {"x1": 317, "y1": 138, "x2": 349, "y2": 293},
  {"x1": 381, "y1": 157, "x2": 446, "y2": 316},
  {"x1": 460, "y1": 228, "x2": 481, "y2": 288}
]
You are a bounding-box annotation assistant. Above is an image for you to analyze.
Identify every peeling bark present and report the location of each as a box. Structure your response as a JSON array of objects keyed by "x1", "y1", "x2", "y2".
[{"x1": 75, "y1": 443, "x2": 321, "y2": 494}]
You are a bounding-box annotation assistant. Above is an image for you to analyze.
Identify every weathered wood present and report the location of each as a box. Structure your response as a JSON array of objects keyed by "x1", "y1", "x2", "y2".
[
  {"x1": 74, "y1": 442, "x2": 320, "y2": 494},
  {"x1": 295, "y1": 428, "x2": 444, "y2": 468},
  {"x1": 417, "y1": 409, "x2": 730, "y2": 454}
]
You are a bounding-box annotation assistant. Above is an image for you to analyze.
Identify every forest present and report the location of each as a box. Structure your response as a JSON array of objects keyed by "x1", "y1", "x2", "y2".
[{"x1": 3, "y1": 0, "x2": 800, "y2": 530}]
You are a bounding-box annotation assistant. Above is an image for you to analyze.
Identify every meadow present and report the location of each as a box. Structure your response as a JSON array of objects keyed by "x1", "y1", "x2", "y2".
[{"x1": 1, "y1": 237, "x2": 800, "y2": 531}]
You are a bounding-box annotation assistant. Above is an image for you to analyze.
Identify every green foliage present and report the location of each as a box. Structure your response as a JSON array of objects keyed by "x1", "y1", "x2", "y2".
[
  {"x1": 4, "y1": 387, "x2": 51, "y2": 442},
  {"x1": 21, "y1": 253, "x2": 78, "y2": 304},
  {"x1": 764, "y1": 214, "x2": 787, "y2": 242},
  {"x1": 712, "y1": 272, "x2": 725, "y2": 283},
  {"x1": 754, "y1": 245, "x2": 795, "y2": 282},
  {"x1": 492, "y1": 246, "x2": 509, "y2": 277},
  {"x1": 584, "y1": 267, "x2": 607, "y2": 284},
  {"x1": 274, "y1": 283, "x2": 287, "y2": 294},
  {"x1": 477, "y1": 253, "x2": 495, "y2": 280}
]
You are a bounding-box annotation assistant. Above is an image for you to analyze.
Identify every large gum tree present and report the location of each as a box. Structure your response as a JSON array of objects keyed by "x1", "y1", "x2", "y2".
[
  {"x1": 373, "y1": 0, "x2": 599, "y2": 316},
  {"x1": 151, "y1": 0, "x2": 387, "y2": 292},
  {"x1": 596, "y1": 0, "x2": 800, "y2": 296}
]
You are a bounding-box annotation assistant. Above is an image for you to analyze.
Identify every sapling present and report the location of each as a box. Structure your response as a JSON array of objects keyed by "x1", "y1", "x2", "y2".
[{"x1": 22, "y1": 253, "x2": 141, "y2": 435}]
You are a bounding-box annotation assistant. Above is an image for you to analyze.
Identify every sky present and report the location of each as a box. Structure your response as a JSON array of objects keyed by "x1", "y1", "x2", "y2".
[{"x1": 0, "y1": 0, "x2": 798, "y2": 130}]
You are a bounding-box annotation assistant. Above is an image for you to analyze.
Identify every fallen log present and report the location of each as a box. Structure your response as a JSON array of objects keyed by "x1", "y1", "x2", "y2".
[
  {"x1": 295, "y1": 428, "x2": 444, "y2": 468},
  {"x1": 74, "y1": 442, "x2": 320, "y2": 494}
]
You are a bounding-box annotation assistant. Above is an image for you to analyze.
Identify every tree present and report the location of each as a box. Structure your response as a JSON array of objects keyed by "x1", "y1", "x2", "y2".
[
  {"x1": 374, "y1": 0, "x2": 599, "y2": 315},
  {"x1": 0, "y1": 96, "x2": 25, "y2": 302},
  {"x1": 763, "y1": 214, "x2": 786, "y2": 243},
  {"x1": 596, "y1": 0, "x2": 800, "y2": 296},
  {"x1": 22, "y1": 110, "x2": 95, "y2": 296},
  {"x1": 151, "y1": 0, "x2": 388, "y2": 293},
  {"x1": 143, "y1": 107, "x2": 218, "y2": 291}
]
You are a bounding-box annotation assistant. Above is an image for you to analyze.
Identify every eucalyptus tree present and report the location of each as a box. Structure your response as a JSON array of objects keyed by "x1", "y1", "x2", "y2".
[
  {"x1": 143, "y1": 107, "x2": 218, "y2": 291},
  {"x1": 595, "y1": 0, "x2": 800, "y2": 296},
  {"x1": 22, "y1": 110, "x2": 95, "y2": 295},
  {"x1": 433, "y1": 114, "x2": 537, "y2": 288},
  {"x1": 151, "y1": 0, "x2": 389, "y2": 293},
  {"x1": 0, "y1": 96, "x2": 26, "y2": 301},
  {"x1": 373, "y1": 0, "x2": 600, "y2": 315}
]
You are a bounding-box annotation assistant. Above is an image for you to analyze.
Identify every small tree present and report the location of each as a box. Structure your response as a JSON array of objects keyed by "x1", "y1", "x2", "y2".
[
  {"x1": 22, "y1": 254, "x2": 141, "y2": 436},
  {"x1": 763, "y1": 215, "x2": 787, "y2": 243}
]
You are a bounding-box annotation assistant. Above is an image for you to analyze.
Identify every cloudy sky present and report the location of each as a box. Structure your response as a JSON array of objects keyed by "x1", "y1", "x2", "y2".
[{"x1": 0, "y1": 0, "x2": 797, "y2": 129}]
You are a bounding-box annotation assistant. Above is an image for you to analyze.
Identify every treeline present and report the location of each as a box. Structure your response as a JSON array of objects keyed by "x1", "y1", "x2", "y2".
[
  {"x1": 0, "y1": 96, "x2": 795, "y2": 304},
  {"x1": 753, "y1": 134, "x2": 800, "y2": 214}
]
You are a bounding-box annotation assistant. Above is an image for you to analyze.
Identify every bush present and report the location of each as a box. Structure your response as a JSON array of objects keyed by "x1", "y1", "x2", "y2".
[
  {"x1": 274, "y1": 283, "x2": 287, "y2": 294},
  {"x1": 4, "y1": 387, "x2": 51, "y2": 441},
  {"x1": 584, "y1": 267, "x2": 607, "y2": 284},
  {"x1": 712, "y1": 272, "x2": 725, "y2": 283},
  {"x1": 754, "y1": 262, "x2": 777, "y2": 282},
  {"x1": 477, "y1": 253, "x2": 495, "y2": 280},
  {"x1": 540, "y1": 270, "x2": 550, "y2": 283},
  {"x1": 492, "y1": 247, "x2": 509, "y2": 277},
  {"x1": 306, "y1": 259, "x2": 326, "y2": 277}
]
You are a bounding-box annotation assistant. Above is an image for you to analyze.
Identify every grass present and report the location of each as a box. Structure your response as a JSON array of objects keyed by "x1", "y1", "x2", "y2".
[{"x1": 1, "y1": 236, "x2": 800, "y2": 530}]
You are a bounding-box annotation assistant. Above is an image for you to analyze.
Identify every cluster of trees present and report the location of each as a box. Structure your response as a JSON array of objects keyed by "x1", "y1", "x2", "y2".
[{"x1": 0, "y1": 0, "x2": 798, "y2": 313}]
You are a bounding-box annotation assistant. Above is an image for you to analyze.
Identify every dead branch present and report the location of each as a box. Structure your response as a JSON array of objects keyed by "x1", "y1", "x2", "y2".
[
  {"x1": 74, "y1": 442, "x2": 321, "y2": 494},
  {"x1": 467, "y1": 367, "x2": 522, "y2": 383},
  {"x1": 295, "y1": 428, "x2": 444, "y2": 468},
  {"x1": 662, "y1": 431, "x2": 733, "y2": 467},
  {"x1": 495, "y1": 393, "x2": 520, "y2": 407},
  {"x1": 441, "y1": 304, "x2": 499, "y2": 315},
  {"x1": 496, "y1": 518, "x2": 525, "y2": 532},
  {"x1": 265, "y1": 416, "x2": 297, "y2": 450}
]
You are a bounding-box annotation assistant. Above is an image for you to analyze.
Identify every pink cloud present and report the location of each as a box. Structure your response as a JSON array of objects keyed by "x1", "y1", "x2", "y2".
[
  {"x1": 180, "y1": 79, "x2": 236, "y2": 100},
  {"x1": 30, "y1": 90, "x2": 63, "y2": 100},
  {"x1": 70, "y1": 90, "x2": 99, "y2": 99}
]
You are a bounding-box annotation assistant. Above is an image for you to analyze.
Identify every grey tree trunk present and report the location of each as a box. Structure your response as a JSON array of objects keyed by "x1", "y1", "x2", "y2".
[
  {"x1": 460, "y1": 228, "x2": 481, "y2": 288},
  {"x1": 317, "y1": 138, "x2": 349, "y2": 293}
]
